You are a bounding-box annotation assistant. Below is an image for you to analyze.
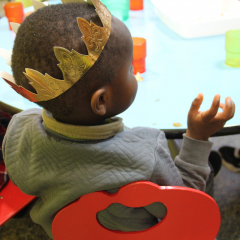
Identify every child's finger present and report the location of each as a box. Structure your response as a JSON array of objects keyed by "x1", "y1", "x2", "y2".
[
  {"x1": 201, "y1": 94, "x2": 220, "y2": 121},
  {"x1": 219, "y1": 103, "x2": 224, "y2": 109},
  {"x1": 230, "y1": 99, "x2": 235, "y2": 118},
  {"x1": 188, "y1": 93, "x2": 203, "y2": 118},
  {"x1": 217, "y1": 97, "x2": 234, "y2": 120}
]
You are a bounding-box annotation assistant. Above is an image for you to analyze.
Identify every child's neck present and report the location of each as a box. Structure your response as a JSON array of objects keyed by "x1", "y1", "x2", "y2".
[{"x1": 53, "y1": 114, "x2": 108, "y2": 126}]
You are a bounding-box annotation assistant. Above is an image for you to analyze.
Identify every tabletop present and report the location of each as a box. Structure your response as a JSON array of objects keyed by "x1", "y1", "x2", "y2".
[{"x1": 0, "y1": 0, "x2": 240, "y2": 138}]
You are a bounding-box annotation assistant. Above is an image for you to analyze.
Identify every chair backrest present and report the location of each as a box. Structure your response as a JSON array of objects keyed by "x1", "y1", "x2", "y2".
[
  {"x1": 0, "y1": 179, "x2": 36, "y2": 226},
  {"x1": 52, "y1": 181, "x2": 221, "y2": 240}
]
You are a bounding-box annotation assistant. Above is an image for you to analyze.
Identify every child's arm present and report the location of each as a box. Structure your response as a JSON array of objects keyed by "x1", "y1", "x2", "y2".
[
  {"x1": 174, "y1": 93, "x2": 235, "y2": 190},
  {"x1": 150, "y1": 93, "x2": 235, "y2": 192},
  {"x1": 145, "y1": 95, "x2": 235, "y2": 219}
]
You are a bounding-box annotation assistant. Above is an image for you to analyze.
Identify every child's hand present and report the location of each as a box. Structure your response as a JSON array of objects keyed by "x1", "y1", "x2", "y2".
[{"x1": 186, "y1": 93, "x2": 235, "y2": 141}]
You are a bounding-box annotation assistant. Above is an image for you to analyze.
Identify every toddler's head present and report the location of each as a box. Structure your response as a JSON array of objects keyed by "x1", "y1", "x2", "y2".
[{"x1": 12, "y1": 2, "x2": 137, "y2": 125}]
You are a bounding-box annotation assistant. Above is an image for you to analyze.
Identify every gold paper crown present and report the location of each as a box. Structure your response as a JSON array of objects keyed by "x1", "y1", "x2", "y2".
[{"x1": 0, "y1": 0, "x2": 111, "y2": 102}]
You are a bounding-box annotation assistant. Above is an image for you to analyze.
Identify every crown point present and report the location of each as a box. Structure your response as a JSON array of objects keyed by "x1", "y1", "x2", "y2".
[
  {"x1": 0, "y1": 49, "x2": 12, "y2": 67},
  {"x1": 10, "y1": 22, "x2": 20, "y2": 35},
  {"x1": 31, "y1": 0, "x2": 47, "y2": 11}
]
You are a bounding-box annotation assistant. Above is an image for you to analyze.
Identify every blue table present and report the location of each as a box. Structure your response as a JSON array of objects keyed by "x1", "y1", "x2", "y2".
[{"x1": 0, "y1": 0, "x2": 239, "y2": 138}]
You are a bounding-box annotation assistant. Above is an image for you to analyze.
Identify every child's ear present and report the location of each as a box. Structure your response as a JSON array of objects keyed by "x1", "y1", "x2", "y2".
[{"x1": 91, "y1": 88, "x2": 108, "y2": 116}]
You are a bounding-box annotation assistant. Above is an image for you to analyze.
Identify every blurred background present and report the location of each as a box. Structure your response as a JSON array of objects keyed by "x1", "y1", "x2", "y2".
[{"x1": 0, "y1": 0, "x2": 8, "y2": 17}]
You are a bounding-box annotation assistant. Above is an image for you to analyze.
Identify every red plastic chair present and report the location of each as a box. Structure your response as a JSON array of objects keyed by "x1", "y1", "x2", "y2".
[
  {"x1": 52, "y1": 181, "x2": 221, "y2": 240},
  {"x1": 0, "y1": 179, "x2": 36, "y2": 226}
]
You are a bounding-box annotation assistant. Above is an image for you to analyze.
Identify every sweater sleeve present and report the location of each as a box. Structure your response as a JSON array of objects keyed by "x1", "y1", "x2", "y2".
[
  {"x1": 2, "y1": 115, "x2": 17, "y2": 186},
  {"x1": 174, "y1": 134, "x2": 212, "y2": 191},
  {"x1": 150, "y1": 132, "x2": 212, "y2": 191},
  {"x1": 144, "y1": 131, "x2": 212, "y2": 219}
]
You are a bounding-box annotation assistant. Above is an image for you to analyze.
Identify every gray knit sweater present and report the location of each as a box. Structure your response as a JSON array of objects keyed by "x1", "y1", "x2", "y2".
[{"x1": 3, "y1": 109, "x2": 212, "y2": 239}]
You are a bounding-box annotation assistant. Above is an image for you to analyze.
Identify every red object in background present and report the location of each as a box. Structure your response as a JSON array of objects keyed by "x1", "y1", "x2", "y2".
[
  {"x1": 0, "y1": 179, "x2": 36, "y2": 226},
  {"x1": 132, "y1": 37, "x2": 146, "y2": 74},
  {"x1": 130, "y1": 0, "x2": 143, "y2": 10},
  {"x1": 3, "y1": 2, "x2": 24, "y2": 30}
]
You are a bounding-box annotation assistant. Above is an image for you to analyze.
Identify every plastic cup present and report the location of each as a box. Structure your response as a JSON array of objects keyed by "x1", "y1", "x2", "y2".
[
  {"x1": 130, "y1": 0, "x2": 143, "y2": 10},
  {"x1": 225, "y1": 30, "x2": 240, "y2": 67},
  {"x1": 101, "y1": 0, "x2": 129, "y2": 21},
  {"x1": 132, "y1": 37, "x2": 146, "y2": 74},
  {"x1": 4, "y1": 2, "x2": 24, "y2": 31}
]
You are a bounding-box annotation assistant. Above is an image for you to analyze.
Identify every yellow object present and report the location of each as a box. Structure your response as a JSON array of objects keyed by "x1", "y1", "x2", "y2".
[
  {"x1": 173, "y1": 123, "x2": 182, "y2": 127},
  {"x1": 0, "y1": 0, "x2": 111, "y2": 102},
  {"x1": 135, "y1": 72, "x2": 143, "y2": 82},
  {"x1": 16, "y1": 0, "x2": 32, "y2": 8},
  {"x1": 225, "y1": 30, "x2": 240, "y2": 67}
]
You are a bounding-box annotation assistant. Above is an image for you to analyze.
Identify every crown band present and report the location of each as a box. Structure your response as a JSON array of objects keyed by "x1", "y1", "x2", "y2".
[{"x1": 0, "y1": 0, "x2": 112, "y2": 102}]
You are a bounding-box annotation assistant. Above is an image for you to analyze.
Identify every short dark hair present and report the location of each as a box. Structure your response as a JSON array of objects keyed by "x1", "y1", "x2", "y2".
[{"x1": 12, "y1": 2, "x2": 130, "y2": 117}]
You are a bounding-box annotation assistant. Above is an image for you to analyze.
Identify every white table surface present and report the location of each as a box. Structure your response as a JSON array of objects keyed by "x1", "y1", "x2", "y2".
[{"x1": 0, "y1": 0, "x2": 239, "y2": 134}]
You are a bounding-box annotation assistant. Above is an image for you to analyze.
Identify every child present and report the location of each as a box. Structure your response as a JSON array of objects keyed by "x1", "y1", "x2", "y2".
[{"x1": 0, "y1": 0, "x2": 235, "y2": 238}]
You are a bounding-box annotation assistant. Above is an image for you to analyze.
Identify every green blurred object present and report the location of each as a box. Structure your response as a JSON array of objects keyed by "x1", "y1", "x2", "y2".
[
  {"x1": 101, "y1": 0, "x2": 129, "y2": 21},
  {"x1": 16, "y1": 0, "x2": 32, "y2": 8},
  {"x1": 225, "y1": 30, "x2": 240, "y2": 67},
  {"x1": 167, "y1": 140, "x2": 179, "y2": 160}
]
